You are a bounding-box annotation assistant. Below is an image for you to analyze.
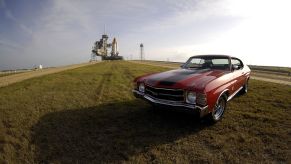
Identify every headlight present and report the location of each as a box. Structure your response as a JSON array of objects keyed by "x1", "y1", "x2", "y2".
[
  {"x1": 186, "y1": 91, "x2": 196, "y2": 104},
  {"x1": 138, "y1": 83, "x2": 145, "y2": 92}
]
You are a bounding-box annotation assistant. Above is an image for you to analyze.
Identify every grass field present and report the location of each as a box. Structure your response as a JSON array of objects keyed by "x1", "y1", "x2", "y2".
[
  {"x1": 0, "y1": 62, "x2": 95, "y2": 88},
  {"x1": 0, "y1": 72, "x2": 24, "y2": 78},
  {"x1": 0, "y1": 61, "x2": 290, "y2": 163}
]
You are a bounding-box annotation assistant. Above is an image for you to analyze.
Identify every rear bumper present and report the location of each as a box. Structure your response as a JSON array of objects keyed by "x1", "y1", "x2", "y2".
[{"x1": 132, "y1": 89, "x2": 209, "y2": 117}]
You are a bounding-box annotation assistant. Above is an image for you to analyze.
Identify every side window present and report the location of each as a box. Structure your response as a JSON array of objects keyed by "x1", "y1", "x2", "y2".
[
  {"x1": 188, "y1": 58, "x2": 205, "y2": 67},
  {"x1": 191, "y1": 58, "x2": 204, "y2": 64},
  {"x1": 212, "y1": 59, "x2": 229, "y2": 65},
  {"x1": 231, "y1": 58, "x2": 243, "y2": 69},
  {"x1": 211, "y1": 58, "x2": 230, "y2": 70}
]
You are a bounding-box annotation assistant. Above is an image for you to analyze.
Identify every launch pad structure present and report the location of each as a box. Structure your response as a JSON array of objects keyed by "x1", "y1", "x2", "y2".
[{"x1": 91, "y1": 33, "x2": 123, "y2": 61}]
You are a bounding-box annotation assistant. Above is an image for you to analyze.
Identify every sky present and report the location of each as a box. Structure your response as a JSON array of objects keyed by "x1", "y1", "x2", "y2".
[{"x1": 0, "y1": 0, "x2": 290, "y2": 70}]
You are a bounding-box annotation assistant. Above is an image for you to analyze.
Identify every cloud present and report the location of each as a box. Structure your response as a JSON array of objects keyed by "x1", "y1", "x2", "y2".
[
  {"x1": 5, "y1": 10, "x2": 32, "y2": 34},
  {"x1": 1, "y1": 0, "x2": 290, "y2": 69},
  {"x1": 139, "y1": 0, "x2": 239, "y2": 32},
  {"x1": 37, "y1": 0, "x2": 152, "y2": 34},
  {"x1": 2, "y1": 1, "x2": 32, "y2": 35},
  {"x1": 0, "y1": 40, "x2": 23, "y2": 50},
  {"x1": 0, "y1": 0, "x2": 5, "y2": 8},
  {"x1": 39, "y1": 0, "x2": 91, "y2": 33}
]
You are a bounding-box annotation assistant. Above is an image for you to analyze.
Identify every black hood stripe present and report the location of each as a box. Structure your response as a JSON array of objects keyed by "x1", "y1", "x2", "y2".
[{"x1": 157, "y1": 69, "x2": 210, "y2": 86}]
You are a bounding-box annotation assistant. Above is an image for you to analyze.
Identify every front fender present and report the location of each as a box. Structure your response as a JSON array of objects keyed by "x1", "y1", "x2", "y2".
[{"x1": 206, "y1": 81, "x2": 233, "y2": 112}]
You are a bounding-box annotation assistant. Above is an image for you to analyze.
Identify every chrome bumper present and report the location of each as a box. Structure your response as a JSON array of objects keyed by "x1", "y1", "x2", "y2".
[{"x1": 132, "y1": 90, "x2": 209, "y2": 117}]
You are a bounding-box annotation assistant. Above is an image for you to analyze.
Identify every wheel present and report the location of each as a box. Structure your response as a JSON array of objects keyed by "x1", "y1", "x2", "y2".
[
  {"x1": 241, "y1": 79, "x2": 249, "y2": 94},
  {"x1": 207, "y1": 95, "x2": 227, "y2": 123}
]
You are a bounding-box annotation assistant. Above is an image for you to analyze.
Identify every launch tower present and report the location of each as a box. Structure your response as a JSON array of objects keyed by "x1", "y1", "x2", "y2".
[{"x1": 91, "y1": 33, "x2": 123, "y2": 60}]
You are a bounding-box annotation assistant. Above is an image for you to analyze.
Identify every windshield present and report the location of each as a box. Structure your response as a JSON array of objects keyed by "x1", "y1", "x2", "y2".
[{"x1": 183, "y1": 56, "x2": 230, "y2": 70}]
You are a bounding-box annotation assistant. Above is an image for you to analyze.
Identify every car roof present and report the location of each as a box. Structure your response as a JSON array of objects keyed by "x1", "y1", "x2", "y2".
[{"x1": 190, "y1": 54, "x2": 232, "y2": 58}]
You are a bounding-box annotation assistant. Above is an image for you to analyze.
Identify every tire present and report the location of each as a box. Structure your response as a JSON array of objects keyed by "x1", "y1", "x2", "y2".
[
  {"x1": 207, "y1": 94, "x2": 227, "y2": 123},
  {"x1": 241, "y1": 79, "x2": 249, "y2": 94}
]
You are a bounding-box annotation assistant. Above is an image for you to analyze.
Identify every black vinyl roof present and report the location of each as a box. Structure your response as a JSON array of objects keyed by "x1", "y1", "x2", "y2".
[{"x1": 189, "y1": 54, "x2": 240, "y2": 59}]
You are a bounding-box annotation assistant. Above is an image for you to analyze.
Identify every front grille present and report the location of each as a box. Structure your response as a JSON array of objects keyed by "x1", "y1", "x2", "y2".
[{"x1": 145, "y1": 85, "x2": 184, "y2": 102}]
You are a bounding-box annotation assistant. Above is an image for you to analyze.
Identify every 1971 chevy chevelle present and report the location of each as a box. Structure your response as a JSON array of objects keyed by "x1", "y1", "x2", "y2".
[{"x1": 133, "y1": 55, "x2": 251, "y2": 122}]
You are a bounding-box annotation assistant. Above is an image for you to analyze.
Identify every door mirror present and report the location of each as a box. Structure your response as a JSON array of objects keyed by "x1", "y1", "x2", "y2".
[
  {"x1": 232, "y1": 65, "x2": 239, "y2": 71},
  {"x1": 180, "y1": 63, "x2": 185, "y2": 68}
]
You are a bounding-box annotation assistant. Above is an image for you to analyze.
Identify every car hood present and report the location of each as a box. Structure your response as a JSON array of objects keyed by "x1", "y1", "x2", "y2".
[{"x1": 144, "y1": 68, "x2": 227, "y2": 91}]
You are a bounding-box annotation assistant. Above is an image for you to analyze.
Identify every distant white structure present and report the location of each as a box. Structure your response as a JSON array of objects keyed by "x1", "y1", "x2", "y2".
[
  {"x1": 33, "y1": 64, "x2": 43, "y2": 70},
  {"x1": 111, "y1": 38, "x2": 118, "y2": 56}
]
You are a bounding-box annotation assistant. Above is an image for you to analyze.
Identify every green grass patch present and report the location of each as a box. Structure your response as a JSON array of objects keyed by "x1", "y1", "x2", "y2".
[{"x1": 0, "y1": 61, "x2": 290, "y2": 163}]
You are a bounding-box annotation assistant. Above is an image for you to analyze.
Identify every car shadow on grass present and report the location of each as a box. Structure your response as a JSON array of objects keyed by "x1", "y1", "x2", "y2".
[{"x1": 31, "y1": 100, "x2": 209, "y2": 163}]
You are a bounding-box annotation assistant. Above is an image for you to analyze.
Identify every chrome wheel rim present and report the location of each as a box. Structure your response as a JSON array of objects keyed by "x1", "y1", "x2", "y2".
[{"x1": 213, "y1": 98, "x2": 225, "y2": 120}]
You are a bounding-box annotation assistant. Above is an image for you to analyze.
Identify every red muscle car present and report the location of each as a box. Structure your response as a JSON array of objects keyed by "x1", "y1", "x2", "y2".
[{"x1": 133, "y1": 55, "x2": 251, "y2": 122}]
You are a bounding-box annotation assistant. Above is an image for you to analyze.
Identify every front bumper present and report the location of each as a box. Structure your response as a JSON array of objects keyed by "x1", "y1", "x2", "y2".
[{"x1": 132, "y1": 89, "x2": 209, "y2": 117}]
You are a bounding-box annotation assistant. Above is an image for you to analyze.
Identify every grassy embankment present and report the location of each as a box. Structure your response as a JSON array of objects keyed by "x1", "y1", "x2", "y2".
[
  {"x1": 0, "y1": 72, "x2": 24, "y2": 78},
  {"x1": 0, "y1": 61, "x2": 290, "y2": 163}
]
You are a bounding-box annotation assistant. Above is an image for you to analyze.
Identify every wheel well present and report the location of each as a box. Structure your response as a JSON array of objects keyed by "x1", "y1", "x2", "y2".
[{"x1": 216, "y1": 90, "x2": 229, "y2": 105}]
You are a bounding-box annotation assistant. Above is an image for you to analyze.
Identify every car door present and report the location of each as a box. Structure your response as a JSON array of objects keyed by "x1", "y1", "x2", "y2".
[{"x1": 231, "y1": 58, "x2": 245, "y2": 91}]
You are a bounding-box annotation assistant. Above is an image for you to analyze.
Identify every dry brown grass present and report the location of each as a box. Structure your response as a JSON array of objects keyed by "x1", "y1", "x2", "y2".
[{"x1": 0, "y1": 62, "x2": 97, "y2": 87}]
